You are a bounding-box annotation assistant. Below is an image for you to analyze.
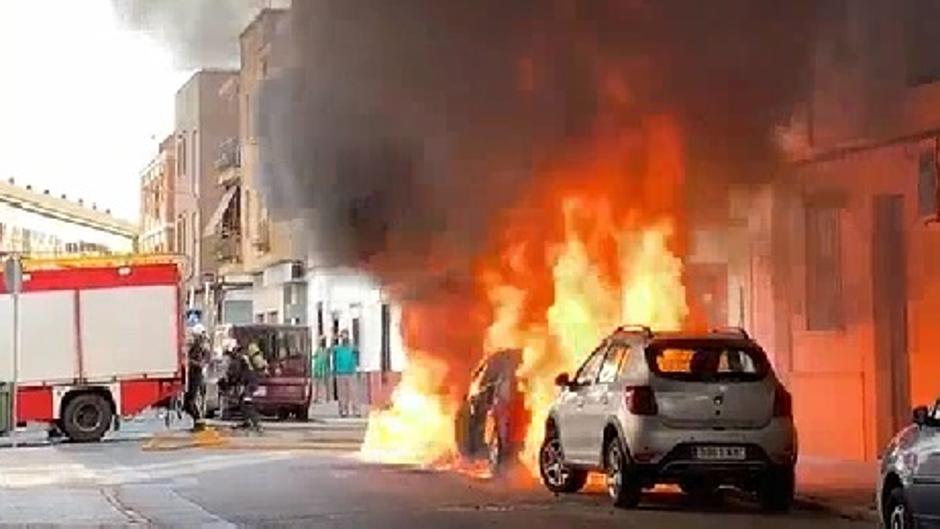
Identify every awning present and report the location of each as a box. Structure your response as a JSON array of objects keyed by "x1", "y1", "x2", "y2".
[{"x1": 203, "y1": 186, "x2": 239, "y2": 237}]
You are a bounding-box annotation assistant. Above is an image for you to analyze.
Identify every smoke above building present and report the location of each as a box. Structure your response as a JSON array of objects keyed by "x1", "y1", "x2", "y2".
[
  {"x1": 259, "y1": 1, "x2": 821, "y2": 274},
  {"x1": 110, "y1": 0, "x2": 288, "y2": 69}
]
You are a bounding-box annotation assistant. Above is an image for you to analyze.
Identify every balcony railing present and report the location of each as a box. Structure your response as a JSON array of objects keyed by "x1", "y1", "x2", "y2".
[{"x1": 215, "y1": 231, "x2": 242, "y2": 263}]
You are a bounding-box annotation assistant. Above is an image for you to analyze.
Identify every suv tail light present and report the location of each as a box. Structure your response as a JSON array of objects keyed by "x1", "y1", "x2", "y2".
[
  {"x1": 773, "y1": 383, "x2": 793, "y2": 418},
  {"x1": 625, "y1": 386, "x2": 658, "y2": 416}
]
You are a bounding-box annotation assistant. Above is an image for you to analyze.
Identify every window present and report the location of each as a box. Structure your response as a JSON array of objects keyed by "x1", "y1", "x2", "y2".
[
  {"x1": 267, "y1": 310, "x2": 278, "y2": 324},
  {"x1": 598, "y1": 344, "x2": 630, "y2": 384},
  {"x1": 646, "y1": 342, "x2": 770, "y2": 382},
  {"x1": 574, "y1": 345, "x2": 607, "y2": 386},
  {"x1": 178, "y1": 216, "x2": 187, "y2": 255},
  {"x1": 177, "y1": 134, "x2": 186, "y2": 180},
  {"x1": 919, "y1": 151, "x2": 938, "y2": 218},
  {"x1": 276, "y1": 332, "x2": 303, "y2": 360},
  {"x1": 906, "y1": 0, "x2": 940, "y2": 85},
  {"x1": 255, "y1": 313, "x2": 265, "y2": 323},
  {"x1": 191, "y1": 130, "x2": 198, "y2": 193},
  {"x1": 805, "y1": 204, "x2": 844, "y2": 330},
  {"x1": 352, "y1": 317, "x2": 361, "y2": 348},
  {"x1": 380, "y1": 303, "x2": 391, "y2": 372}
]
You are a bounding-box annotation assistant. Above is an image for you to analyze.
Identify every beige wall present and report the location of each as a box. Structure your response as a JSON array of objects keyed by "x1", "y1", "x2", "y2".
[
  {"x1": 174, "y1": 70, "x2": 239, "y2": 285},
  {"x1": 139, "y1": 135, "x2": 176, "y2": 254},
  {"x1": 237, "y1": 8, "x2": 296, "y2": 274}
]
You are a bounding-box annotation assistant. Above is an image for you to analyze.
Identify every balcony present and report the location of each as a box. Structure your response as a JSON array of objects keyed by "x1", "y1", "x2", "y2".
[
  {"x1": 215, "y1": 138, "x2": 241, "y2": 186},
  {"x1": 215, "y1": 231, "x2": 242, "y2": 264}
]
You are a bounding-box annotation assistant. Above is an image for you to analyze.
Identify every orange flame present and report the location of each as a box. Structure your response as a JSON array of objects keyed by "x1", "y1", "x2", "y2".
[{"x1": 362, "y1": 116, "x2": 690, "y2": 476}]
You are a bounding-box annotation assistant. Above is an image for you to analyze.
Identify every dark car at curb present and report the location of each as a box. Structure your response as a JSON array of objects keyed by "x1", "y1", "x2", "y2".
[{"x1": 878, "y1": 400, "x2": 940, "y2": 528}]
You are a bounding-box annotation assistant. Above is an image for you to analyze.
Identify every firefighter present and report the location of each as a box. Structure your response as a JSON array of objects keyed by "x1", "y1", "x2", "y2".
[
  {"x1": 222, "y1": 340, "x2": 268, "y2": 432},
  {"x1": 183, "y1": 324, "x2": 210, "y2": 431}
]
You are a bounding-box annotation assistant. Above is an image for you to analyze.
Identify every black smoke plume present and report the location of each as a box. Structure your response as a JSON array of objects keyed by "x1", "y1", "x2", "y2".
[{"x1": 258, "y1": 0, "x2": 822, "y2": 279}]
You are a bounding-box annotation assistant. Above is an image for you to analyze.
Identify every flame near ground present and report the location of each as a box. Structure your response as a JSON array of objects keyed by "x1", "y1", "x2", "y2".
[{"x1": 360, "y1": 115, "x2": 693, "y2": 477}]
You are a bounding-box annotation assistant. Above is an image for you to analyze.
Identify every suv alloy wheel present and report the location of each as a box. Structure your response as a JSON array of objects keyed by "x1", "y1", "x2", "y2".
[
  {"x1": 605, "y1": 435, "x2": 641, "y2": 508},
  {"x1": 539, "y1": 426, "x2": 587, "y2": 493}
]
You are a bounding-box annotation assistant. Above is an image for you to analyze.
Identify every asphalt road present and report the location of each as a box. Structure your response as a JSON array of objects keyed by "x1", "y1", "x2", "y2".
[{"x1": 0, "y1": 442, "x2": 872, "y2": 528}]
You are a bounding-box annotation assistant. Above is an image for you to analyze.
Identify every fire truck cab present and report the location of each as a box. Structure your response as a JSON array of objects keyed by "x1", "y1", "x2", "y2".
[{"x1": 0, "y1": 256, "x2": 184, "y2": 442}]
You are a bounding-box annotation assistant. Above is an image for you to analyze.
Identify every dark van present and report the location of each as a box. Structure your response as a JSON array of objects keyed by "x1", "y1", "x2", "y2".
[{"x1": 209, "y1": 324, "x2": 312, "y2": 421}]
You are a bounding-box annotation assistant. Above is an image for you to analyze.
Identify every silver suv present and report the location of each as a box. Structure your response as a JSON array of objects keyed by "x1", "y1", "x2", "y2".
[{"x1": 538, "y1": 326, "x2": 798, "y2": 512}]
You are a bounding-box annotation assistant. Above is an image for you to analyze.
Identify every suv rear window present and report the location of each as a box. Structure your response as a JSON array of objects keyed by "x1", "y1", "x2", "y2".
[{"x1": 645, "y1": 340, "x2": 770, "y2": 382}]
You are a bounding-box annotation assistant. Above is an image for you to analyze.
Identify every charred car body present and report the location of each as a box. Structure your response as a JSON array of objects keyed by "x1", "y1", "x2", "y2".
[{"x1": 455, "y1": 349, "x2": 530, "y2": 474}]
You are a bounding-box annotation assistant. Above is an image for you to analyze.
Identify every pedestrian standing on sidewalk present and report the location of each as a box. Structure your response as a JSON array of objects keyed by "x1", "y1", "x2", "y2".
[
  {"x1": 312, "y1": 335, "x2": 330, "y2": 404},
  {"x1": 332, "y1": 330, "x2": 360, "y2": 417}
]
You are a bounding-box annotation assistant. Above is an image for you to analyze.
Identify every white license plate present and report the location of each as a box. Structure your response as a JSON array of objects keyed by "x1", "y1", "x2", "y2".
[{"x1": 694, "y1": 446, "x2": 746, "y2": 460}]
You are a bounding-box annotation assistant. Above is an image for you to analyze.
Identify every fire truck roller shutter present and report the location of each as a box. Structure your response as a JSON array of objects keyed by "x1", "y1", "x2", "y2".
[{"x1": 79, "y1": 285, "x2": 178, "y2": 380}]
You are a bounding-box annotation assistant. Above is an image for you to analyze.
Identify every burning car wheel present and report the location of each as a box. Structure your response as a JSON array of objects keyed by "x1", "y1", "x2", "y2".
[
  {"x1": 539, "y1": 426, "x2": 586, "y2": 493},
  {"x1": 484, "y1": 412, "x2": 505, "y2": 476}
]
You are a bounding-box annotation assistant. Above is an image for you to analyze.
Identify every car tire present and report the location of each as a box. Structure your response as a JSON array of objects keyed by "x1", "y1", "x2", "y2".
[
  {"x1": 539, "y1": 427, "x2": 587, "y2": 494},
  {"x1": 757, "y1": 464, "x2": 795, "y2": 513},
  {"x1": 605, "y1": 435, "x2": 642, "y2": 509},
  {"x1": 487, "y1": 433, "x2": 504, "y2": 477},
  {"x1": 295, "y1": 406, "x2": 309, "y2": 422},
  {"x1": 61, "y1": 393, "x2": 112, "y2": 443},
  {"x1": 886, "y1": 487, "x2": 915, "y2": 529}
]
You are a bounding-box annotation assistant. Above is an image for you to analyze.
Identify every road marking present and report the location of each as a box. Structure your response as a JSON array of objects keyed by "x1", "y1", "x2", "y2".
[{"x1": 101, "y1": 487, "x2": 149, "y2": 524}]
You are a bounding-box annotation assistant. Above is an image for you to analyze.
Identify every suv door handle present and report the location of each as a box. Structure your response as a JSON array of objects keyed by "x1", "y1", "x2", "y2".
[
  {"x1": 576, "y1": 396, "x2": 585, "y2": 409},
  {"x1": 600, "y1": 394, "x2": 609, "y2": 405}
]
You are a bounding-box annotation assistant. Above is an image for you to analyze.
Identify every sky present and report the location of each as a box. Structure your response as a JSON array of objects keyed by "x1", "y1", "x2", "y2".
[{"x1": 0, "y1": 1, "x2": 190, "y2": 222}]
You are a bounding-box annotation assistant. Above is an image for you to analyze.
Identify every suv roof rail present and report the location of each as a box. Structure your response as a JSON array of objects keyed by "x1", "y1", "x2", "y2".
[
  {"x1": 710, "y1": 326, "x2": 750, "y2": 338},
  {"x1": 616, "y1": 324, "x2": 653, "y2": 337}
]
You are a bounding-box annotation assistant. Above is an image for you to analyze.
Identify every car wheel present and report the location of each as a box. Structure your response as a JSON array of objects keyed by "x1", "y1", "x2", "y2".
[
  {"x1": 887, "y1": 488, "x2": 915, "y2": 529},
  {"x1": 605, "y1": 435, "x2": 641, "y2": 508},
  {"x1": 487, "y1": 432, "x2": 503, "y2": 476},
  {"x1": 539, "y1": 427, "x2": 587, "y2": 493},
  {"x1": 62, "y1": 393, "x2": 112, "y2": 443},
  {"x1": 757, "y1": 464, "x2": 795, "y2": 513}
]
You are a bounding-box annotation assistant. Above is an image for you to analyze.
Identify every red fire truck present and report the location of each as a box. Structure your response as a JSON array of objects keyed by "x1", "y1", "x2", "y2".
[{"x1": 0, "y1": 256, "x2": 184, "y2": 442}]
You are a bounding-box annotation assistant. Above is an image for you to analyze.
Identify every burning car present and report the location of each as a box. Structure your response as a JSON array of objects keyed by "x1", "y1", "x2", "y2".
[{"x1": 454, "y1": 349, "x2": 530, "y2": 475}]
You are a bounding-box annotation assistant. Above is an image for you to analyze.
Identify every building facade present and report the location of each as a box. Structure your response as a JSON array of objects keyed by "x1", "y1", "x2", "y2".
[
  {"x1": 204, "y1": 8, "x2": 307, "y2": 327},
  {"x1": 139, "y1": 134, "x2": 177, "y2": 254},
  {"x1": 173, "y1": 69, "x2": 239, "y2": 307},
  {"x1": 199, "y1": 7, "x2": 406, "y2": 406},
  {"x1": 0, "y1": 179, "x2": 136, "y2": 255},
  {"x1": 713, "y1": 1, "x2": 940, "y2": 462}
]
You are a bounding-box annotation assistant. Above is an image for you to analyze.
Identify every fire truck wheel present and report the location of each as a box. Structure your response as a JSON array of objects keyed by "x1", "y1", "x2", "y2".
[{"x1": 62, "y1": 393, "x2": 112, "y2": 443}]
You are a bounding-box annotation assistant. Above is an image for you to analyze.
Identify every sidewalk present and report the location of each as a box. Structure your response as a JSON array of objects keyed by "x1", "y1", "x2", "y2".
[{"x1": 795, "y1": 457, "x2": 878, "y2": 521}]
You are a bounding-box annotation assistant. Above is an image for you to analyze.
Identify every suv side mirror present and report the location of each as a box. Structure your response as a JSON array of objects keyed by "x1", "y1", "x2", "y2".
[
  {"x1": 554, "y1": 372, "x2": 571, "y2": 388},
  {"x1": 913, "y1": 406, "x2": 930, "y2": 426}
]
